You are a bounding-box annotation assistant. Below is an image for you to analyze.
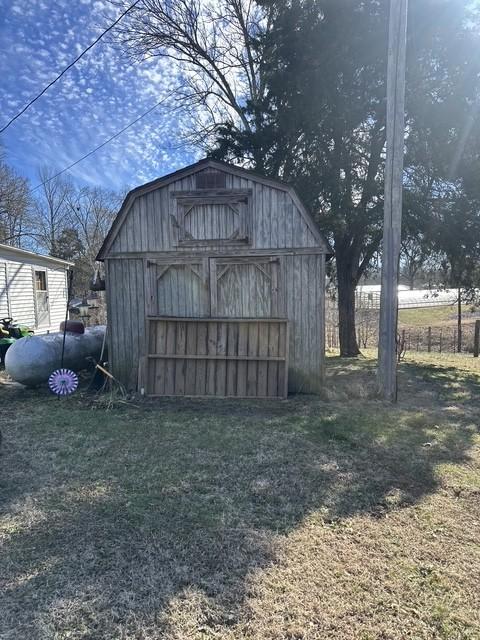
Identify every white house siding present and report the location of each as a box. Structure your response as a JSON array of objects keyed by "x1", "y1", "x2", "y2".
[
  {"x1": 0, "y1": 253, "x2": 70, "y2": 334},
  {"x1": 46, "y1": 268, "x2": 68, "y2": 331},
  {"x1": 0, "y1": 262, "x2": 9, "y2": 318},
  {"x1": 6, "y1": 261, "x2": 36, "y2": 328}
]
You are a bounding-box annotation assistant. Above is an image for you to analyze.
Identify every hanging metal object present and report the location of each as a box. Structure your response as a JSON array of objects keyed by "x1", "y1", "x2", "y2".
[{"x1": 90, "y1": 268, "x2": 105, "y2": 291}]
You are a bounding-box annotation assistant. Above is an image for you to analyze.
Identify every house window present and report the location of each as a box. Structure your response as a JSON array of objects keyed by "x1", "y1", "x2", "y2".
[
  {"x1": 35, "y1": 270, "x2": 47, "y2": 291},
  {"x1": 173, "y1": 190, "x2": 252, "y2": 245}
]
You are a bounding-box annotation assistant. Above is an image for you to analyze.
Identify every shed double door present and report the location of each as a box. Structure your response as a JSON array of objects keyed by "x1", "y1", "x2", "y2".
[
  {"x1": 147, "y1": 256, "x2": 282, "y2": 318},
  {"x1": 145, "y1": 256, "x2": 288, "y2": 398}
]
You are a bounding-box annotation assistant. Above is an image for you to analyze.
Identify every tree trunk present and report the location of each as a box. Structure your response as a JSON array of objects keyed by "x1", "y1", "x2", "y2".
[
  {"x1": 457, "y1": 287, "x2": 462, "y2": 353},
  {"x1": 337, "y1": 260, "x2": 361, "y2": 357}
]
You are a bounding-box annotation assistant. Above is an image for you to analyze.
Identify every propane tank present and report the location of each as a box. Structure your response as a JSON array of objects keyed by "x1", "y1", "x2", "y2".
[{"x1": 5, "y1": 325, "x2": 106, "y2": 387}]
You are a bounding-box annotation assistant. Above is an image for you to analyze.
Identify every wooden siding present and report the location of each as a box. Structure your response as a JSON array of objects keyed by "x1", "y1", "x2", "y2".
[
  {"x1": 102, "y1": 163, "x2": 326, "y2": 395},
  {"x1": 284, "y1": 253, "x2": 325, "y2": 392},
  {"x1": 110, "y1": 171, "x2": 319, "y2": 254},
  {"x1": 106, "y1": 252, "x2": 325, "y2": 393},
  {"x1": 105, "y1": 258, "x2": 146, "y2": 390},
  {"x1": 146, "y1": 317, "x2": 288, "y2": 398},
  {"x1": 211, "y1": 257, "x2": 280, "y2": 318},
  {"x1": 146, "y1": 256, "x2": 281, "y2": 320},
  {"x1": 184, "y1": 201, "x2": 238, "y2": 240},
  {"x1": 146, "y1": 259, "x2": 209, "y2": 317}
]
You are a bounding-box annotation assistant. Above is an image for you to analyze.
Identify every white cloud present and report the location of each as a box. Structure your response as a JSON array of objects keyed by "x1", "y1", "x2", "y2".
[{"x1": 1, "y1": 0, "x2": 195, "y2": 191}]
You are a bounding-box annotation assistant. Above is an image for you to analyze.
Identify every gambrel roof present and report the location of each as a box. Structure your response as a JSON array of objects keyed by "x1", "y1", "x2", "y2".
[{"x1": 97, "y1": 158, "x2": 331, "y2": 260}]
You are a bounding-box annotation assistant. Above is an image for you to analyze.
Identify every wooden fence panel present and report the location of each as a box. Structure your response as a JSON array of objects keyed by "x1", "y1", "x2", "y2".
[{"x1": 146, "y1": 317, "x2": 289, "y2": 398}]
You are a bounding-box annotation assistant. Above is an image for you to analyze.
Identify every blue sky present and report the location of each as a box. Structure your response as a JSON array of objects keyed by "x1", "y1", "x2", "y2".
[{"x1": 0, "y1": 0, "x2": 199, "y2": 193}]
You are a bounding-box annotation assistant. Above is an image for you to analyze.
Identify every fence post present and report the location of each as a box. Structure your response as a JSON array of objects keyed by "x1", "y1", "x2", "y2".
[
  {"x1": 427, "y1": 326, "x2": 432, "y2": 353},
  {"x1": 439, "y1": 329, "x2": 443, "y2": 354},
  {"x1": 474, "y1": 320, "x2": 480, "y2": 358}
]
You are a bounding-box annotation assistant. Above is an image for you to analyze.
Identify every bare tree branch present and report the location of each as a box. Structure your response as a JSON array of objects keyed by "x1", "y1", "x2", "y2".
[
  {"x1": 111, "y1": 0, "x2": 268, "y2": 150},
  {"x1": 0, "y1": 161, "x2": 31, "y2": 247}
]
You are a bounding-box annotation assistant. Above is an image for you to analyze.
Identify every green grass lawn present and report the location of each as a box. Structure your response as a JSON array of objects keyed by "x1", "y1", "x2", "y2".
[
  {"x1": 1, "y1": 354, "x2": 479, "y2": 639},
  {"x1": 398, "y1": 304, "x2": 479, "y2": 327}
]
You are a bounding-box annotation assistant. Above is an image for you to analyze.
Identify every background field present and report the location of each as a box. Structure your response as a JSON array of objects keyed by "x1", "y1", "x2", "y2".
[{"x1": 398, "y1": 304, "x2": 480, "y2": 328}]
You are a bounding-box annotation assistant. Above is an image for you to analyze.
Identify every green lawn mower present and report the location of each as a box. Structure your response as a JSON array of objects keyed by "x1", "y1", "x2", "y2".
[{"x1": 0, "y1": 318, "x2": 34, "y2": 366}]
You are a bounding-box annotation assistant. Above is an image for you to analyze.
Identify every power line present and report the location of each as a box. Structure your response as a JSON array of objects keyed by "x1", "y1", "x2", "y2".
[
  {"x1": 0, "y1": 0, "x2": 142, "y2": 134},
  {"x1": 31, "y1": 95, "x2": 176, "y2": 192}
]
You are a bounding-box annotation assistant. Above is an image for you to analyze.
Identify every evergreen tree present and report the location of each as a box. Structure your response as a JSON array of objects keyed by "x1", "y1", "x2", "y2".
[{"x1": 212, "y1": 0, "x2": 480, "y2": 355}]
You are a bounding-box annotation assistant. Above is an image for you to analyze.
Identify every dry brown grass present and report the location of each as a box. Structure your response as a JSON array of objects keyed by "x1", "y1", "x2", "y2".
[{"x1": 1, "y1": 354, "x2": 479, "y2": 639}]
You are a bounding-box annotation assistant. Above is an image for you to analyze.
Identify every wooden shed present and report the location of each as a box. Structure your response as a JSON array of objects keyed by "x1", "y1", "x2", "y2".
[
  {"x1": 0, "y1": 243, "x2": 72, "y2": 333},
  {"x1": 97, "y1": 159, "x2": 330, "y2": 397}
]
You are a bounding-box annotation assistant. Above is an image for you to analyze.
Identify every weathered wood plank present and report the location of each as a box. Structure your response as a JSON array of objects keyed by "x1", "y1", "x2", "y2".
[
  {"x1": 148, "y1": 354, "x2": 286, "y2": 362},
  {"x1": 278, "y1": 321, "x2": 288, "y2": 398},
  {"x1": 146, "y1": 317, "x2": 288, "y2": 398},
  {"x1": 209, "y1": 259, "x2": 218, "y2": 316},
  {"x1": 195, "y1": 321, "x2": 208, "y2": 395},
  {"x1": 174, "y1": 320, "x2": 187, "y2": 395},
  {"x1": 247, "y1": 322, "x2": 259, "y2": 396},
  {"x1": 164, "y1": 321, "x2": 176, "y2": 395},
  {"x1": 171, "y1": 189, "x2": 252, "y2": 200},
  {"x1": 154, "y1": 320, "x2": 167, "y2": 395},
  {"x1": 237, "y1": 322, "x2": 248, "y2": 396},
  {"x1": 111, "y1": 247, "x2": 328, "y2": 260},
  {"x1": 257, "y1": 322, "x2": 269, "y2": 397},
  {"x1": 226, "y1": 322, "x2": 238, "y2": 396},
  {"x1": 185, "y1": 321, "x2": 197, "y2": 395},
  {"x1": 267, "y1": 321, "x2": 280, "y2": 397},
  {"x1": 215, "y1": 322, "x2": 227, "y2": 396},
  {"x1": 319, "y1": 255, "x2": 326, "y2": 382},
  {"x1": 206, "y1": 321, "x2": 217, "y2": 395},
  {"x1": 147, "y1": 316, "x2": 288, "y2": 323},
  {"x1": 147, "y1": 319, "x2": 155, "y2": 392}
]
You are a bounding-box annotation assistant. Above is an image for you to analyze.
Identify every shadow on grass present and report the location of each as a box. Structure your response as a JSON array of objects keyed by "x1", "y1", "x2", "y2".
[
  {"x1": 398, "y1": 360, "x2": 480, "y2": 409},
  {"x1": 0, "y1": 357, "x2": 479, "y2": 638}
]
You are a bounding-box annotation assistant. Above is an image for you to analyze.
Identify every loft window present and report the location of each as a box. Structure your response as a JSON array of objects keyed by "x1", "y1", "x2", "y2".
[
  {"x1": 172, "y1": 190, "x2": 252, "y2": 245},
  {"x1": 195, "y1": 168, "x2": 227, "y2": 189}
]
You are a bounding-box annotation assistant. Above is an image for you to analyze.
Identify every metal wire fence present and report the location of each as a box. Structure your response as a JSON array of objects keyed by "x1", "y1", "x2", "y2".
[{"x1": 326, "y1": 297, "x2": 480, "y2": 354}]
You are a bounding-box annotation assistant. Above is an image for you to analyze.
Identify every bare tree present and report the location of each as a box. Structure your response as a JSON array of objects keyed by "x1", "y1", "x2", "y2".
[
  {"x1": 0, "y1": 161, "x2": 30, "y2": 247},
  {"x1": 67, "y1": 187, "x2": 119, "y2": 256},
  {"x1": 66, "y1": 186, "x2": 120, "y2": 293},
  {"x1": 112, "y1": 0, "x2": 270, "y2": 154},
  {"x1": 32, "y1": 167, "x2": 73, "y2": 255}
]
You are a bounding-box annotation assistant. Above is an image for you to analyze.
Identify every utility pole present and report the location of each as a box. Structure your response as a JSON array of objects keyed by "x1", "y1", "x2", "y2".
[{"x1": 377, "y1": 0, "x2": 409, "y2": 401}]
